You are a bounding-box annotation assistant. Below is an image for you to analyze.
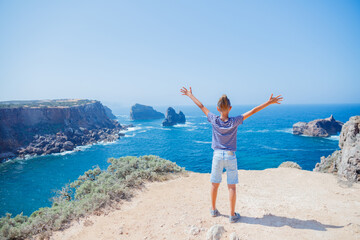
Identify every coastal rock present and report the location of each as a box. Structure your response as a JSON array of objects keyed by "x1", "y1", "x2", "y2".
[
  {"x1": 314, "y1": 116, "x2": 360, "y2": 182},
  {"x1": 162, "y1": 107, "x2": 186, "y2": 126},
  {"x1": 206, "y1": 225, "x2": 225, "y2": 240},
  {"x1": 293, "y1": 115, "x2": 343, "y2": 137},
  {"x1": 103, "y1": 106, "x2": 117, "y2": 119},
  {"x1": 0, "y1": 99, "x2": 129, "y2": 162},
  {"x1": 278, "y1": 161, "x2": 302, "y2": 169},
  {"x1": 130, "y1": 104, "x2": 164, "y2": 120}
]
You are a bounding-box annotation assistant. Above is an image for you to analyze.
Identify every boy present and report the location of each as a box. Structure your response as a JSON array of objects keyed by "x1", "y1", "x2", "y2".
[{"x1": 180, "y1": 87, "x2": 283, "y2": 223}]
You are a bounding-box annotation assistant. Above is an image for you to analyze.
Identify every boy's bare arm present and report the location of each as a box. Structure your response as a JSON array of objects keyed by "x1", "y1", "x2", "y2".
[
  {"x1": 243, "y1": 94, "x2": 283, "y2": 121},
  {"x1": 180, "y1": 87, "x2": 210, "y2": 116}
]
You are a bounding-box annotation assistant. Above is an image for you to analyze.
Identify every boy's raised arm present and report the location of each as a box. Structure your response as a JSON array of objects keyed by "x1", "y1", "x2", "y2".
[
  {"x1": 242, "y1": 94, "x2": 283, "y2": 121},
  {"x1": 180, "y1": 87, "x2": 210, "y2": 116}
]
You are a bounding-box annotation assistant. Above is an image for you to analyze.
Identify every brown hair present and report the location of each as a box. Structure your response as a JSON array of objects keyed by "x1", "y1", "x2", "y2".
[{"x1": 217, "y1": 94, "x2": 231, "y2": 111}]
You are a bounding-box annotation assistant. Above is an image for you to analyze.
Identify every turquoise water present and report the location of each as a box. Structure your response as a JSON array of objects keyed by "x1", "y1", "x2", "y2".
[{"x1": 0, "y1": 104, "x2": 359, "y2": 217}]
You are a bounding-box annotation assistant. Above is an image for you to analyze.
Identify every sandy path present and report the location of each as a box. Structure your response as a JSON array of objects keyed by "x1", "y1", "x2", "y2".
[{"x1": 51, "y1": 168, "x2": 360, "y2": 240}]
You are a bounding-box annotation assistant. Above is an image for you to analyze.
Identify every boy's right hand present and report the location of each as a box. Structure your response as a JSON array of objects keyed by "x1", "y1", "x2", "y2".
[{"x1": 180, "y1": 87, "x2": 193, "y2": 97}]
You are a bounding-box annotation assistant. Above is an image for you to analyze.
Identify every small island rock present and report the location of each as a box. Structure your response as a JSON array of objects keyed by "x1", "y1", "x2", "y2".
[
  {"x1": 314, "y1": 115, "x2": 360, "y2": 182},
  {"x1": 293, "y1": 115, "x2": 343, "y2": 137},
  {"x1": 130, "y1": 104, "x2": 164, "y2": 120},
  {"x1": 162, "y1": 107, "x2": 186, "y2": 126}
]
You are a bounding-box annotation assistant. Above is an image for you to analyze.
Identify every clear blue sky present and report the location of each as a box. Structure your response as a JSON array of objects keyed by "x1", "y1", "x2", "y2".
[{"x1": 0, "y1": 0, "x2": 359, "y2": 106}]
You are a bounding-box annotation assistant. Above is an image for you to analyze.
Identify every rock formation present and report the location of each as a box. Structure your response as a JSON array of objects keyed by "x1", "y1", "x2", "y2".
[
  {"x1": 278, "y1": 161, "x2": 302, "y2": 169},
  {"x1": 0, "y1": 99, "x2": 130, "y2": 162},
  {"x1": 293, "y1": 115, "x2": 343, "y2": 137},
  {"x1": 162, "y1": 107, "x2": 186, "y2": 126},
  {"x1": 103, "y1": 106, "x2": 117, "y2": 119},
  {"x1": 130, "y1": 104, "x2": 164, "y2": 120},
  {"x1": 314, "y1": 116, "x2": 360, "y2": 182}
]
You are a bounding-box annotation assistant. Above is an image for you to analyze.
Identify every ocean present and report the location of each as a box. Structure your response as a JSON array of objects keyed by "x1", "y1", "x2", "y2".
[{"x1": 0, "y1": 104, "x2": 359, "y2": 217}]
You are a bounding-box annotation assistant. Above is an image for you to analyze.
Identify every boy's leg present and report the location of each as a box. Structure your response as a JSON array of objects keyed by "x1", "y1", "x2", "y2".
[
  {"x1": 211, "y1": 183, "x2": 220, "y2": 210},
  {"x1": 210, "y1": 152, "x2": 223, "y2": 211},
  {"x1": 227, "y1": 184, "x2": 236, "y2": 216}
]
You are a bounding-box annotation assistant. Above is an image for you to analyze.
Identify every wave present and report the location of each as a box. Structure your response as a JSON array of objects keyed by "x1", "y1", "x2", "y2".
[
  {"x1": 194, "y1": 140, "x2": 212, "y2": 144},
  {"x1": 261, "y1": 145, "x2": 336, "y2": 152},
  {"x1": 326, "y1": 135, "x2": 340, "y2": 141},
  {"x1": 243, "y1": 129, "x2": 270, "y2": 133},
  {"x1": 173, "y1": 122, "x2": 194, "y2": 128},
  {"x1": 274, "y1": 128, "x2": 293, "y2": 134},
  {"x1": 116, "y1": 114, "x2": 129, "y2": 118},
  {"x1": 125, "y1": 134, "x2": 136, "y2": 138},
  {"x1": 120, "y1": 126, "x2": 142, "y2": 133}
]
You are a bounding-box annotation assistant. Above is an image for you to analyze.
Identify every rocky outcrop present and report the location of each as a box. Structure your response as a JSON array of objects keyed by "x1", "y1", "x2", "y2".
[
  {"x1": 130, "y1": 104, "x2": 164, "y2": 120},
  {"x1": 103, "y1": 106, "x2": 117, "y2": 119},
  {"x1": 0, "y1": 99, "x2": 130, "y2": 162},
  {"x1": 162, "y1": 107, "x2": 186, "y2": 126},
  {"x1": 278, "y1": 161, "x2": 302, "y2": 169},
  {"x1": 314, "y1": 116, "x2": 360, "y2": 182},
  {"x1": 293, "y1": 115, "x2": 343, "y2": 137}
]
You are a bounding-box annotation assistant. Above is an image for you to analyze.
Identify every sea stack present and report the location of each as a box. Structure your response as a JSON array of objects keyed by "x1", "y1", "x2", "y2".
[
  {"x1": 130, "y1": 104, "x2": 164, "y2": 120},
  {"x1": 314, "y1": 115, "x2": 360, "y2": 182},
  {"x1": 292, "y1": 115, "x2": 343, "y2": 137},
  {"x1": 162, "y1": 107, "x2": 186, "y2": 126}
]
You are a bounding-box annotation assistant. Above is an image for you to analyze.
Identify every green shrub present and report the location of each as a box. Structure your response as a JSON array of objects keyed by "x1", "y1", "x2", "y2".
[{"x1": 0, "y1": 155, "x2": 186, "y2": 239}]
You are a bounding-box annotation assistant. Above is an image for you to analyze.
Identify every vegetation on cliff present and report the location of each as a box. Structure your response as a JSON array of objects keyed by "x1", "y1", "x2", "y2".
[
  {"x1": 0, "y1": 155, "x2": 186, "y2": 239},
  {"x1": 0, "y1": 99, "x2": 95, "y2": 109}
]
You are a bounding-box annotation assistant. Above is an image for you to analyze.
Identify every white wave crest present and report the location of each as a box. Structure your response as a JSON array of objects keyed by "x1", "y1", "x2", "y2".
[
  {"x1": 327, "y1": 135, "x2": 340, "y2": 141},
  {"x1": 262, "y1": 145, "x2": 337, "y2": 152},
  {"x1": 243, "y1": 129, "x2": 270, "y2": 133},
  {"x1": 194, "y1": 140, "x2": 212, "y2": 144},
  {"x1": 274, "y1": 128, "x2": 293, "y2": 134},
  {"x1": 173, "y1": 122, "x2": 194, "y2": 128},
  {"x1": 121, "y1": 126, "x2": 142, "y2": 133}
]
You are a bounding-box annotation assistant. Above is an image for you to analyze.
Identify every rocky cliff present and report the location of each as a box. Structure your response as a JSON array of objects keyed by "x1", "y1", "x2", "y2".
[
  {"x1": 314, "y1": 116, "x2": 360, "y2": 182},
  {"x1": 0, "y1": 99, "x2": 128, "y2": 162},
  {"x1": 162, "y1": 107, "x2": 186, "y2": 126},
  {"x1": 293, "y1": 115, "x2": 343, "y2": 137},
  {"x1": 130, "y1": 104, "x2": 164, "y2": 120}
]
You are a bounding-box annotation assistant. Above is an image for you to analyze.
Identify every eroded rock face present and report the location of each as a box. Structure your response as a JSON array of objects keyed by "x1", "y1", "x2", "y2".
[
  {"x1": 314, "y1": 116, "x2": 360, "y2": 182},
  {"x1": 0, "y1": 100, "x2": 129, "y2": 162},
  {"x1": 103, "y1": 106, "x2": 117, "y2": 119},
  {"x1": 129, "y1": 104, "x2": 164, "y2": 120},
  {"x1": 293, "y1": 115, "x2": 343, "y2": 137},
  {"x1": 162, "y1": 107, "x2": 186, "y2": 126}
]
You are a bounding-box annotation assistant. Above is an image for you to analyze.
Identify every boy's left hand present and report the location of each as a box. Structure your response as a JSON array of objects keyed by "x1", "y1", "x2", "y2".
[{"x1": 268, "y1": 94, "x2": 283, "y2": 104}]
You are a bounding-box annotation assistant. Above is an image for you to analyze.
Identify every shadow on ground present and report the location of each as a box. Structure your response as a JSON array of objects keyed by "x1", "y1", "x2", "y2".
[{"x1": 220, "y1": 213, "x2": 343, "y2": 231}]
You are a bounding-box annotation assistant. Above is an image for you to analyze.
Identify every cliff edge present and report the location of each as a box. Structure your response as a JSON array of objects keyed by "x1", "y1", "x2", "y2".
[
  {"x1": 51, "y1": 168, "x2": 360, "y2": 240},
  {"x1": 0, "y1": 99, "x2": 127, "y2": 161}
]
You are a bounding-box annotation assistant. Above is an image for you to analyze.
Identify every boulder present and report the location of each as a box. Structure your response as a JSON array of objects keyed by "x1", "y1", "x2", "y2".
[
  {"x1": 229, "y1": 232, "x2": 240, "y2": 240},
  {"x1": 63, "y1": 141, "x2": 75, "y2": 151},
  {"x1": 293, "y1": 115, "x2": 343, "y2": 137},
  {"x1": 278, "y1": 161, "x2": 302, "y2": 169},
  {"x1": 206, "y1": 225, "x2": 225, "y2": 240},
  {"x1": 314, "y1": 116, "x2": 360, "y2": 182},
  {"x1": 130, "y1": 104, "x2": 164, "y2": 120},
  {"x1": 162, "y1": 107, "x2": 186, "y2": 126}
]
